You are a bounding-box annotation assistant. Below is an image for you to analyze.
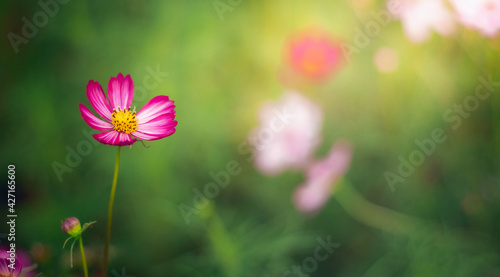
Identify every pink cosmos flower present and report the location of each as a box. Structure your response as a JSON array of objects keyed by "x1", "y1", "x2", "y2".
[
  {"x1": 251, "y1": 91, "x2": 323, "y2": 175},
  {"x1": 0, "y1": 250, "x2": 22, "y2": 277},
  {"x1": 449, "y1": 0, "x2": 500, "y2": 37},
  {"x1": 293, "y1": 140, "x2": 353, "y2": 214},
  {"x1": 287, "y1": 30, "x2": 344, "y2": 81},
  {"x1": 80, "y1": 73, "x2": 177, "y2": 146},
  {"x1": 388, "y1": 0, "x2": 456, "y2": 43}
]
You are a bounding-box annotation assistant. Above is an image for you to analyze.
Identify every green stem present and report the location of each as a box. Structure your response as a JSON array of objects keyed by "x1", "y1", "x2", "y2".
[
  {"x1": 103, "y1": 146, "x2": 121, "y2": 275},
  {"x1": 334, "y1": 180, "x2": 427, "y2": 236},
  {"x1": 79, "y1": 236, "x2": 89, "y2": 277}
]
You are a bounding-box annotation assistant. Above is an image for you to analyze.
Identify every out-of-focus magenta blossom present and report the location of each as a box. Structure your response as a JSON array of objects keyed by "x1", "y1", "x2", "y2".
[
  {"x1": 388, "y1": 0, "x2": 456, "y2": 43},
  {"x1": 293, "y1": 140, "x2": 353, "y2": 214},
  {"x1": 251, "y1": 91, "x2": 323, "y2": 175},
  {"x1": 374, "y1": 47, "x2": 399, "y2": 73},
  {"x1": 449, "y1": 0, "x2": 500, "y2": 37},
  {"x1": 80, "y1": 73, "x2": 177, "y2": 146},
  {"x1": 0, "y1": 250, "x2": 22, "y2": 277},
  {"x1": 287, "y1": 30, "x2": 344, "y2": 81}
]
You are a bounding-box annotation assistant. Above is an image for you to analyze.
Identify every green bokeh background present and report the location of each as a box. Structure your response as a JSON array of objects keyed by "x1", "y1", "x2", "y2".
[{"x1": 1, "y1": 0, "x2": 500, "y2": 276}]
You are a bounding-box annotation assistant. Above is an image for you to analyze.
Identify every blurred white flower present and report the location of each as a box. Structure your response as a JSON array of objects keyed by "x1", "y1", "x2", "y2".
[
  {"x1": 293, "y1": 140, "x2": 353, "y2": 214},
  {"x1": 388, "y1": 0, "x2": 456, "y2": 43},
  {"x1": 251, "y1": 91, "x2": 323, "y2": 175},
  {"x1": 449, "y1": 0, "x2": 500, "y2": 37}
]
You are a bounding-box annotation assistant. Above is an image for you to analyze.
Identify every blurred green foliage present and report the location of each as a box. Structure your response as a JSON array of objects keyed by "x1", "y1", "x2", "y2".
[{"x1": 1, "y1": 0, "x2": 500, "y2": 276}]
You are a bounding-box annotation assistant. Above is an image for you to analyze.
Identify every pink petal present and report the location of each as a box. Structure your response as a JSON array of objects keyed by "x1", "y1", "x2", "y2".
[
  {"x1": 79, "y1": 104, "x2": 113, "y2": 131},
  {"x1": 133, "y1": 114, "x2": 177, "y2": 141},
  {"x1": 138, "y1": 114, "x2": 177, "y2": 132},
  {"x1": 87, "y1": 80, "x2": 112, "y2": 120},
  {"x1": 93, "y1": 130, "x2": 137, "y2": 146},
  {"x1": 107, "y1": 73, "x2": 134, "y2": 110},
  {"x1": 293, "y1": 139, "x2": 353, "y2": 215},
  {"x1": 132, "y1": 128, "x2": 176, "y2": 141},
  {"x1": 136, "y1": 95, "x2": 176, "y2": 124}
]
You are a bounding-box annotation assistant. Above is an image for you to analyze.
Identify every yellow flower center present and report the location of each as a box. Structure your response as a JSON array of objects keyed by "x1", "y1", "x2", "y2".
[{"x1": 111, "y1": 107, "x2": 138, "y2": 134}]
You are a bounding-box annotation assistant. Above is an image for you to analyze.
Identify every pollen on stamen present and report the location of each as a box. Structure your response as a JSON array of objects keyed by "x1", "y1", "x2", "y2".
[{"x1": 111, "y1": 108, "x2": 138, "y2": 134}]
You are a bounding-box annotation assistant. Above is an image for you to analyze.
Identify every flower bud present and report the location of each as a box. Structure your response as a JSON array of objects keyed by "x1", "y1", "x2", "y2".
[{"x1": 61, "y1": 217, "x2": 82, "y2": 237}]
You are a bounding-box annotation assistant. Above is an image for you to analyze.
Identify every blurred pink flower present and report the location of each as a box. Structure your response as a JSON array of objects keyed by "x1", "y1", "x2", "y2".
[
  {"x1": 449, "y1": 0, "x2": 500, "y2": 37},
  {"x1": 388, "y1": 0, "x2": 456, "y2": 43},
  {"x1": 287, "y1": 30, "x2": 344, "y2": 81},
  {"x1": 294, "y1": 140, "x2": 353, "y2": 214},
  {"x1": 374, "y1": 47, "x2": 399, "y2": 73},
  {"x1": 0, "y1": 246, "x2": 37, "y2": 277},
  {"x1": 251, "y1": 91, "x2": 323, "y2": 175},
  {"x1": 80, "y1": 73, "x2": 177, "y2": 146},
  {"x1": 0, "y1": 250, "x2": 23, "y2": 277}
]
